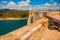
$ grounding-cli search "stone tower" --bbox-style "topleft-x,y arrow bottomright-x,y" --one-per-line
27,8 -> 33,24
27,8 -> 44,24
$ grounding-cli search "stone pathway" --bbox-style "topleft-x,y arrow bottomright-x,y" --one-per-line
0,18 -> 47,40
0,17 -> 60,40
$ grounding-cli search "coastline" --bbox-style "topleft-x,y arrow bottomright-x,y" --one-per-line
0,18 -> 27,20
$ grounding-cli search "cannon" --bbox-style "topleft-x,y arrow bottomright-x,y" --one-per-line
43,13 -> 60,31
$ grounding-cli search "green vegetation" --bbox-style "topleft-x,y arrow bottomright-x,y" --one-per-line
0,11 -> 29,18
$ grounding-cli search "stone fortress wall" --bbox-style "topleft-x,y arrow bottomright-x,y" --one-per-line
27,8 -> 60,24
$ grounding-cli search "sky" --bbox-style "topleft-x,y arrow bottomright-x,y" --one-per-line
0,0 -> 60,10
0,0 -> 60,5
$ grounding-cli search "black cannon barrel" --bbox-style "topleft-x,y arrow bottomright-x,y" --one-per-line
45,16 -> 60,23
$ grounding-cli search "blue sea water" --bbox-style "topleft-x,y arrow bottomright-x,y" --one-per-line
0,19 -> 27,36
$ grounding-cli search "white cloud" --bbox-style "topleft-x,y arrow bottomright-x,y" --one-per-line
17,5 -> 31,10
0,0 -> 30,10
0,0 -> 60,10
27,0 -> 30,3
18,0 -> 30,6
6,1 -> 17,9
1,1 -> 7,3
16,0 -> 30,10
0,3 -> 7,9
7,1 -> 16,7
18,1 -> 29,6
44,3 -> 51,6
53,2 -> 57,6
1,0 -> 30,10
